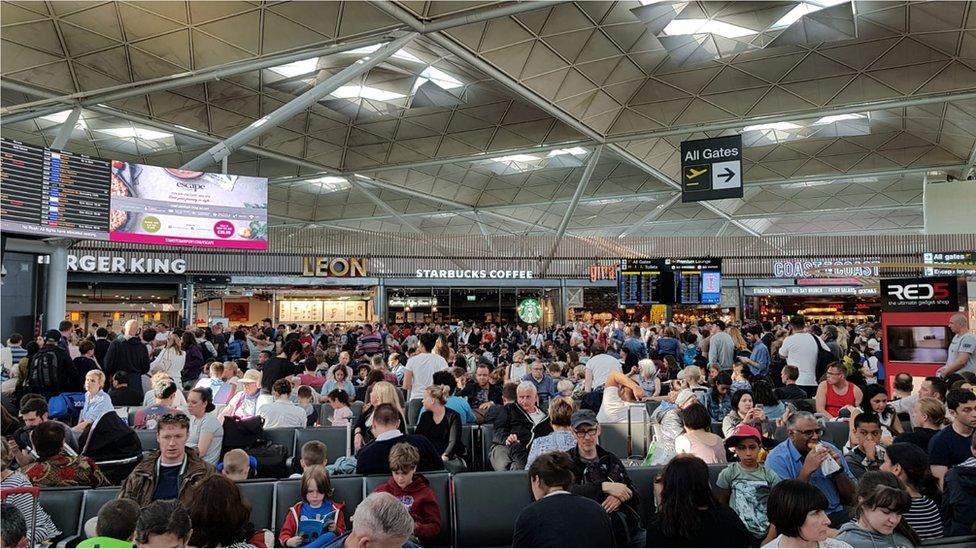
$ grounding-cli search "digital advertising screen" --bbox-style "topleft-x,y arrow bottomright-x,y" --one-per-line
1,138 -> 111,239
886,326 -> 951,363
108,162 -> 268,250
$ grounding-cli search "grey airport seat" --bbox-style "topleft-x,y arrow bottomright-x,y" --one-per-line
237,480 -> 277,532
264,427 -> 298,452
622,466 -> 657,524
365,471 -> 452,547
599,422 -> 650,460
37,488 -> 84,543
292,427 -> 350,466
452,470 -> 533,547
273,476 -> 365,533
710,422 -> 725,437
824,421 -> 850,448
478,424 -> 494,471
135,429 -> 158,452
407,398 -> 424,425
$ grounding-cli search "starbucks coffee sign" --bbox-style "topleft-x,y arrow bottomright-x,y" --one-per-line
518,298 -> 543,324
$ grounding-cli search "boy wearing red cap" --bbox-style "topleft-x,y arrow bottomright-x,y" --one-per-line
716,424 -> 781,546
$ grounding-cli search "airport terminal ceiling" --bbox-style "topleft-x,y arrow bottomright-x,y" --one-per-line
2,0 -> 976,241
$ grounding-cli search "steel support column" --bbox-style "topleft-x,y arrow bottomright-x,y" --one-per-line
617,192 -> 682,238
181,33 -> 417,171
45,241 -> 69,330
1,35 -> 399,120
49,107 -> 81,149
539,145 -> 603,275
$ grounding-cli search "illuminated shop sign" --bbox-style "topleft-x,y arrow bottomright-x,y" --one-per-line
772,258 -> 880,278
302,257 -> 368,277
67,254 -> 187,274
414,269 -> 534,279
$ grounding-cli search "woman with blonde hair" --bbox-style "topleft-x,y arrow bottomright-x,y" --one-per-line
353,380 -> 406,451
150,333 -> 185,383
416,384 -> 466,472
142,371 -> 188,410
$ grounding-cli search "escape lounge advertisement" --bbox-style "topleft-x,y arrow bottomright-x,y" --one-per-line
108,161 -> 268,250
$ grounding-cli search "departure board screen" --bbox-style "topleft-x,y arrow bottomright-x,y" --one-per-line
618,258 -> 722,305
619,259 -> 665,305
1,138 -> 111,239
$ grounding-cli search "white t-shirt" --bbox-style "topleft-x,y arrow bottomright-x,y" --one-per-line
259,399 -> 307,429
597,386 -> 648,424
779,333 -> 829,387
586,354 -> 622,388
527,408 -> 546,426
948,332 -> 976,374
406,352 -> 448,400
509,362 -> 527,381
188,412 -> 223,465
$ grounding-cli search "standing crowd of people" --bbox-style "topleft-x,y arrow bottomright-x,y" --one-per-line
1,312 -> 975,547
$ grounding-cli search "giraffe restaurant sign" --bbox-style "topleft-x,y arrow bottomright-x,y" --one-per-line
302,257 -> 368,278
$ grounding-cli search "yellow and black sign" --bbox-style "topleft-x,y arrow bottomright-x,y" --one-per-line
683,165 -> 709,188
680,134 -> 743,203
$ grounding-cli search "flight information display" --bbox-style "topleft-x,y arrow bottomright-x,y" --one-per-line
618,258 -> 722,305
0,138 -> 111,239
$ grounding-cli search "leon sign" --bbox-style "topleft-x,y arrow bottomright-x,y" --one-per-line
302,257 -> 368,277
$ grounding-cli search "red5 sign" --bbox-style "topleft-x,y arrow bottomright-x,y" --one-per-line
886,282 -> 950,301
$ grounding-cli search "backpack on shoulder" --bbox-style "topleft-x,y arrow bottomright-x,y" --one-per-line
26,349 -> 65,395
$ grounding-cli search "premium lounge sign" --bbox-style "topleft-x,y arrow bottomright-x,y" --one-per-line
302,257 -> 368,277
881,276 -> 960,312
67,254 -> 187,274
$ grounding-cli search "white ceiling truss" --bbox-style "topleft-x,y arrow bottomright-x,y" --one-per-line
2,0 -> 975,243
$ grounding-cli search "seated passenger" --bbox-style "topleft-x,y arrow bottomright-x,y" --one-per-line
134,500 -> 193,548
24,420 -> 109,488
373,443 -> 441,544
77,498 -> 140,548
279,465 -> 345,547
513,451 -> 612,548
676,401 -> 727,464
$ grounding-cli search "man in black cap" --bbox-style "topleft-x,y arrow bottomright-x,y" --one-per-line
566,409 -> 645,547
24,330 -> 80,398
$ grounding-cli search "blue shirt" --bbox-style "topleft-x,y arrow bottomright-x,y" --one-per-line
748,341 -> 771,377
420,396 -> 477,425
521,373 -> 559,403
81,390 -> 114,424
765,439 -> 855,515
656,337 -> 680,359
705,388 -> 732,422
297,501 -> 338,544
525,431 -> 577,469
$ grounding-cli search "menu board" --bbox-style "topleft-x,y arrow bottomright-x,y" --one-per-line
280,300 -> 369,323
1,138 -> 111,239
618,258 -> 722,305
108,162 -> 268,250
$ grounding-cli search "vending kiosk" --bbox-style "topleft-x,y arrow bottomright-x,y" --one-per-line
880,276 -> 968,393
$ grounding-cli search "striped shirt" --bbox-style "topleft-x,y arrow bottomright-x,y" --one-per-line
1,472 -> 61,545
904,496 -> 943,540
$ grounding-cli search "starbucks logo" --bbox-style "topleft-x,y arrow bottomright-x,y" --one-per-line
518,298 -> 542,324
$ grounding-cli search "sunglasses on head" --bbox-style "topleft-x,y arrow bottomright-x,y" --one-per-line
159,413 -> 190,425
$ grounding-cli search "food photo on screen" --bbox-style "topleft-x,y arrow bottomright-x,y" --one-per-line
107,161 -> 268,249
886,326 -> 951,363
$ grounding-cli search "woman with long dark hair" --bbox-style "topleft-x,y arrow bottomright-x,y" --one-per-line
882,443 -> 943,541
646,455 -> 752,547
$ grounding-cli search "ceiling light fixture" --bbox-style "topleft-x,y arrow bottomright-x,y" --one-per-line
331,85 -> 405,101
97,127 -> 172,140
269,58 -> 320,78
811,113 -> 866,125
770,0 -> 850,29
662,19 -> 757,38
547,147 -> 589,157
41,110 -> 86,129
743,121 -> 802,132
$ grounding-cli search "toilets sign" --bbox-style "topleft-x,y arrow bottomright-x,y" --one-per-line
680,135 -> 743,202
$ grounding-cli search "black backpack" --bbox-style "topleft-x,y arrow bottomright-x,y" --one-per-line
199,342 -> 215,363
811,334 -> 834,382
27,348 -> 65,394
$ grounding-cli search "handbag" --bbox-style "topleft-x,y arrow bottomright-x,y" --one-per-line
221,415 -> 265,451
